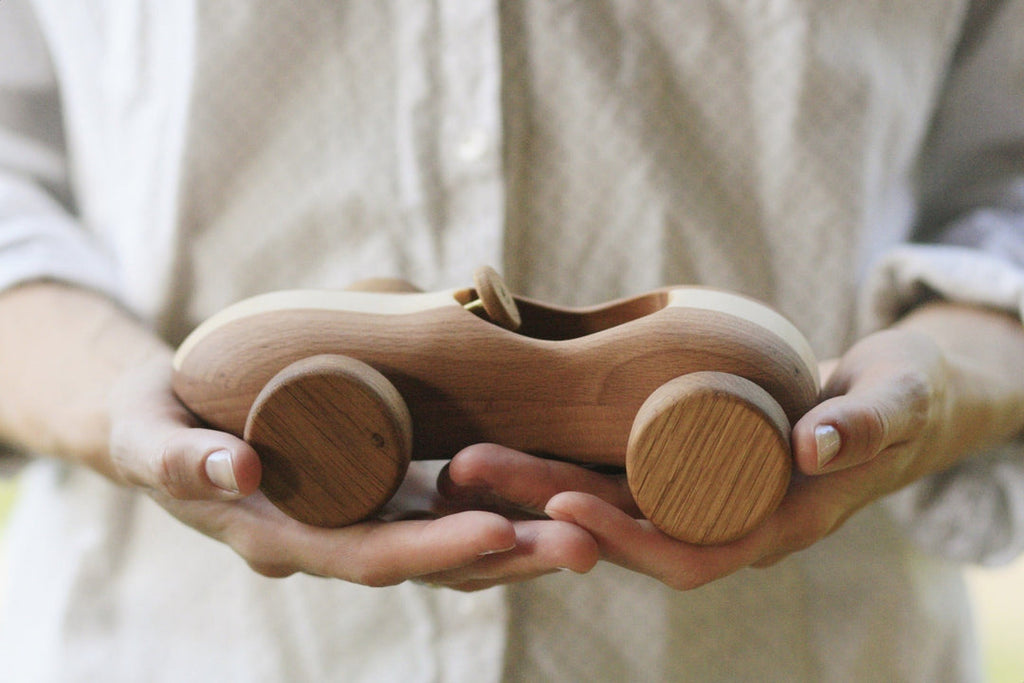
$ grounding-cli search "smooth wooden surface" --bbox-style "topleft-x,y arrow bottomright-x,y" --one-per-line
343,277 -> 422,293
173,271 -> 820,542
627,371 -> 791,544
471,265 -> 522,331
244,354 -> 413,527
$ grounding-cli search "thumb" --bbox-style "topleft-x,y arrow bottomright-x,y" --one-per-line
113,411 -> 262,500
153,427 -> 262,499
792,362 -> 934,476
109,358 -> 262,500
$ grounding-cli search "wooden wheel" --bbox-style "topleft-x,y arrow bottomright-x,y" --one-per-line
244,354 -> 413,527
626,371 -> 791,545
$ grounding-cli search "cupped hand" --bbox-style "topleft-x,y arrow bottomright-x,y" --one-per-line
107,355 -> 598,589
443,320 -> 971,590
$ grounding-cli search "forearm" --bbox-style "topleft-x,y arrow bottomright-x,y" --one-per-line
895,301 -> 1024,469
0,281 -> 171,479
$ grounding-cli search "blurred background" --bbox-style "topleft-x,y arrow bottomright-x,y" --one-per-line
967,552 -> 1024,682
1,473 -> 1023,680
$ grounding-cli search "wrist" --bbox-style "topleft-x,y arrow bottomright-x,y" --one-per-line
897,302 -> 1024,460
0,282 -> 173,478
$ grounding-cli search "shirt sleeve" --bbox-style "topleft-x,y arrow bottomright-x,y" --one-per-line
860,0 -> 1024,566
0,0 -> 120,299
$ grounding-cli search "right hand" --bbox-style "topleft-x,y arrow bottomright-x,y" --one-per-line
107,354 -> 598,589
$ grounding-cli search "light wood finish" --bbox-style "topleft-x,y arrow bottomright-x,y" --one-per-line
173,268 -> 820,542
343,277 -> 422,294
627,371 -> 791,544
244,355 -> 413,527
468,265 -> 522,331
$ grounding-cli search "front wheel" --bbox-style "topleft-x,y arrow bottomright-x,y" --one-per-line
244,354 -> 413,527
626,371 -> 792,545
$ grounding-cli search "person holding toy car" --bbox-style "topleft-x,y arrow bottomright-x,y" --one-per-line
1,1 -> 1024,680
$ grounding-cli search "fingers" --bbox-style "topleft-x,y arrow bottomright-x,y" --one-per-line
440,443 -> 639,515
411,519 -> 600,590
310,511 -> 520,585
109,387 -> 262,500
169,492 -> 523,585
545,477 -> 862,589
155,428 -> 262,499
792,330 -> 944,475
108,357 -> 262,501
115,421 -> 262,501
154,451 -> 596,588
544,491 -> 764,590
530,329 -> 954,591
110,362 -> 601,588
165,485 -> 598,588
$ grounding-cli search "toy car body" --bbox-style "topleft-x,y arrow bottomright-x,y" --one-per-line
173,271 -> 820,544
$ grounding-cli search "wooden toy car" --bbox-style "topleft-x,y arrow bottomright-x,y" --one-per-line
172,267 -> 820,544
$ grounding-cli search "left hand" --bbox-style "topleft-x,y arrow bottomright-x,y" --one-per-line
108,355 -> 600,592
440,304 -> 1024,589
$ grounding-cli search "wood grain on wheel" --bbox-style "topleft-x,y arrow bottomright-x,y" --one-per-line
244,354 -> 413,527
626,371 -> 791,545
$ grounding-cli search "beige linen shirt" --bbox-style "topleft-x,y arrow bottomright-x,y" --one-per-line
2,1 -> 1024,680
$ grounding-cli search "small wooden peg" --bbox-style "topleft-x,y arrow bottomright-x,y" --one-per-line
465,266 -> 521,331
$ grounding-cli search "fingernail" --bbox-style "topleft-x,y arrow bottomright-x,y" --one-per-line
477,543 -> 516,557
815,425 -> 841,469
205,449 -> 239,493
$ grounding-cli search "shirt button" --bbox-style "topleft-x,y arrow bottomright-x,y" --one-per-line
454,593 -> 497,620
456,128 -> 490,163
455,595 -> 480,618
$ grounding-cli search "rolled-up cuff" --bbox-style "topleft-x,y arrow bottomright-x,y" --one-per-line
861,243 -> 1024,565
0,445 -> 28,477
883,443 -> 1024,566
860,243 -> 1024,333
0,182 -> 120,299
0,221 -> 120,298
